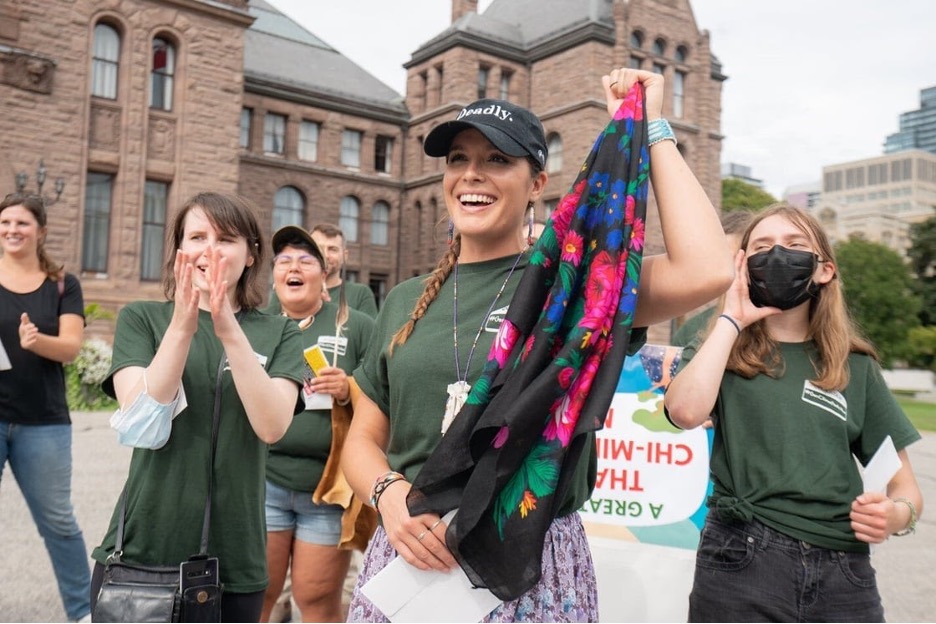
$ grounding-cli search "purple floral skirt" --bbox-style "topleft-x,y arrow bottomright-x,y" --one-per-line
347,512 -> 598,622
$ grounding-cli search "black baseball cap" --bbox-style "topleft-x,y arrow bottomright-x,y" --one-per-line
271,225 -> 325,268
424,98 -> 548,168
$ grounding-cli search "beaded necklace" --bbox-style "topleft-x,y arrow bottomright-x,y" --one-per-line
442,251 -> 524,435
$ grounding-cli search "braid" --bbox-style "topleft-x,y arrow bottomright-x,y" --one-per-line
389,234 -> 461,354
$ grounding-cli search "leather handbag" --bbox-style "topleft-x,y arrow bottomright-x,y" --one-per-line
92,354 -> 228,622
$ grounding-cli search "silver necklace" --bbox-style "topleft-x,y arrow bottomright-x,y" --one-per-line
442,251 -> 524,435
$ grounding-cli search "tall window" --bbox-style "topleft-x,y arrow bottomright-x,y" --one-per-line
546,133 -> 563,173
371,201 -> 390,245
91,23 -> 120,98
150,37 -> 175,111
673,71 -> 685,118
630,31 -> 644,48
477,66 -> 489,99
339,196 -> 359,242
264,113 -> 286,155
240,108 -> 252,148
82,173 -> 114,272
341,130 -> 362,167
299,121 -> 319,161
675,45 -> 688,63
499,70 -> 512,99
374,135 -> 393,173
652,38 -> 666,56
368,275 -> 387,307
652,62 -> 666,76
629,56 -> 643,70
272,186 -> 304,231
141,181 -> 168,281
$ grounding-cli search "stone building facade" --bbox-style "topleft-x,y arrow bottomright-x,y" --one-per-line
1,0 -> 724,341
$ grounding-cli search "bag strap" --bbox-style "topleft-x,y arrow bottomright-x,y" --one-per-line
110,347 -> 228,562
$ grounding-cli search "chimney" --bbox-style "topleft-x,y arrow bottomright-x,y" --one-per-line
452,0 -> 479,23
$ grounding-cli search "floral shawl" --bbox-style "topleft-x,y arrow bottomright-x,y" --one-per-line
407,85 -> 650,601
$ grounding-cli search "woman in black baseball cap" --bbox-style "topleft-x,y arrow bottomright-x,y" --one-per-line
344,68 -> 734,622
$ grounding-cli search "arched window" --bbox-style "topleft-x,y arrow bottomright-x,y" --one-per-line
91,23 -> 120,98
629,30 -> 644,49
339,196 -> 360,242
150,37 -> 175,111
546,133 -> 563,174
675,45 -> 689,63
371,201 -> 390,245
272,186 -> 304,232
652,38 -> 666,56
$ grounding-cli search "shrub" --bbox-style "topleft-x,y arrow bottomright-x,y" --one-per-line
65,337 -> 117,411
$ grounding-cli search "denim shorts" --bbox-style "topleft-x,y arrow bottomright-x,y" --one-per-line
688,512 -> 883,622
264,479 -> 343,546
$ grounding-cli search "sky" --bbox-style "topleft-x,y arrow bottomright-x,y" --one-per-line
266,0 -> 935,199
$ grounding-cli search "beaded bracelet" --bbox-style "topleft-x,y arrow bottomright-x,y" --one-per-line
893,497 -> 918,536
369,470 -> 406,511
648,118 -> 677,147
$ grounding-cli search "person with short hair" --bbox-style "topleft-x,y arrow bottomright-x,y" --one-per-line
310,223 -> 378,318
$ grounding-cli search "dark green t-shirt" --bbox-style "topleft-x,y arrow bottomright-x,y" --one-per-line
670,306 -> 716,347
92,302 -> 305,592
266,301 -> 374,492
354,253 -> 645,517
679,341 -> 921,552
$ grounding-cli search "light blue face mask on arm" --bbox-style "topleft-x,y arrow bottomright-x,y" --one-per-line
109,369 -> 186,449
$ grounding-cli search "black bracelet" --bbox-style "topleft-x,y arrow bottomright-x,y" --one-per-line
718,313 -> 741,336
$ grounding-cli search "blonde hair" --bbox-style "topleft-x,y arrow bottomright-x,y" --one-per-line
389,234 -> 461,353
725,203 -> 876,391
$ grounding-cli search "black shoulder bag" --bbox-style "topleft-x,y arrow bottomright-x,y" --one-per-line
92,355 -> 228,623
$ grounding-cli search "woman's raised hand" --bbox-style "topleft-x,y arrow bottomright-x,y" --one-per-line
205,245 -> 239,339
603,68 -> 664,120
171,249 -> 200,337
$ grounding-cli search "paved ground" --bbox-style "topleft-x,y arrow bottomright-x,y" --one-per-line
1,411 -> 934,622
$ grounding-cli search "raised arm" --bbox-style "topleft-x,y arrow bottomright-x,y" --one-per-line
604,68 -> 734,327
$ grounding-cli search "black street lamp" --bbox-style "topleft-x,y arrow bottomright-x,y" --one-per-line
14,159 -> 65,205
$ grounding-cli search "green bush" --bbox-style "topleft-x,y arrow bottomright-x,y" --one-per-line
65,336 -> 117,412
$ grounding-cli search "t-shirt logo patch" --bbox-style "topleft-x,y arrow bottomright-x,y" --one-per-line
802,380 -> 847,421
485,305 -> 509,333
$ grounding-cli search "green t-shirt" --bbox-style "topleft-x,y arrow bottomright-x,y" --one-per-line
266,301 -> 374,492
679,341 -> 921,552
671,306 -> 716,347
354,253 -> 645,517
92,302 -> 306,593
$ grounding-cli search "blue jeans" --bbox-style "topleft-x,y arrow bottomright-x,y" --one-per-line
689,513 -> 884,623
1,422 -> 91,621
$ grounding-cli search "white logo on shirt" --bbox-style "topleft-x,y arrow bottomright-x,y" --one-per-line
802,380 -> 847,421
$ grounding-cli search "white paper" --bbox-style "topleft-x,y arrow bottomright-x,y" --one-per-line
303,390 -> 333,411
861,435 -> 902,494
361,511 -> 502,622
0,337 -> 10,371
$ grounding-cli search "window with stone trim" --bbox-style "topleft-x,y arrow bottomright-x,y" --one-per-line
341,129 -> 362,168
141,180 -> 168,281
675,45 -> 689,63
91,23 -> 120,99
369,275 -> 387,308
477,65 -> 490,100
82,172 -> 113,273
264,113 -> 286,155
630,31 -> 644,48
499,70 -> 512,100
339,196 -> 360,242
546,133 -> 563,173
299,121 -> 319,161
375,135 -> 393,173
629,56 -> 643,70
673,70 -> 686,118
652,62 -> 666,76
652,38 -> 666,56
273,186 -> 304,232
240,108 -> 252,148
371,201 -> 390,245
150,37 -> 175,111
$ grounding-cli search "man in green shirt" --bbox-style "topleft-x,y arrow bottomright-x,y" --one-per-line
312,223 -> 379,318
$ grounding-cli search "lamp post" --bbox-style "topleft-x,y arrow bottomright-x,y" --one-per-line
13,159 -> 65,205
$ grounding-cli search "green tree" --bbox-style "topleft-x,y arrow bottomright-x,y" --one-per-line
721,178 -> 776,212
835,237 -> 921,366
907,216 -> 936,326
907,326 -> 936,372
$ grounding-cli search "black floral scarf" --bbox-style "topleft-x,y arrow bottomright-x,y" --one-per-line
408,84 -> 650,601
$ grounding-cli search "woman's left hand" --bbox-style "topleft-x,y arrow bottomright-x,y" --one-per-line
18,312 -> 38,351
603,68 -> 664,119
309,366 -> 350,403
850,491 -> 893,544
205,246 -> 239,339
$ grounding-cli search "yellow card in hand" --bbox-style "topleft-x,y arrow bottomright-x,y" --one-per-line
303,344 -> 328,376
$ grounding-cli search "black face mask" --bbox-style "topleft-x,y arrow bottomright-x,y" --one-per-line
746,245 -> 819,310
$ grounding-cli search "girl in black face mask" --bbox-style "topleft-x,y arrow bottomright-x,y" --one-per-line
664,203 -> 924,623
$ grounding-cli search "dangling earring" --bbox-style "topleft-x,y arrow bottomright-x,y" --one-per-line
447,219 -> 455,246
526,202 -> 535,248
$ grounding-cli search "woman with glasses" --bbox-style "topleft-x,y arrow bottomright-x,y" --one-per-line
261,226 -> 374,622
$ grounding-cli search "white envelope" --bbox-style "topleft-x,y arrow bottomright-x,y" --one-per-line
0,337 -> 10,371
361,511 -> 502,622
860,435 -> 902,494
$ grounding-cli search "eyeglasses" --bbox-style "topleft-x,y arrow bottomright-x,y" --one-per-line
273,254 -> 319,270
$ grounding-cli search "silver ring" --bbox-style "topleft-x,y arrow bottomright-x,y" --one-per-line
417,529 -> 428,542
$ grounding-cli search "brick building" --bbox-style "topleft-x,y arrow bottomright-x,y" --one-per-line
0,0 -> 724,339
